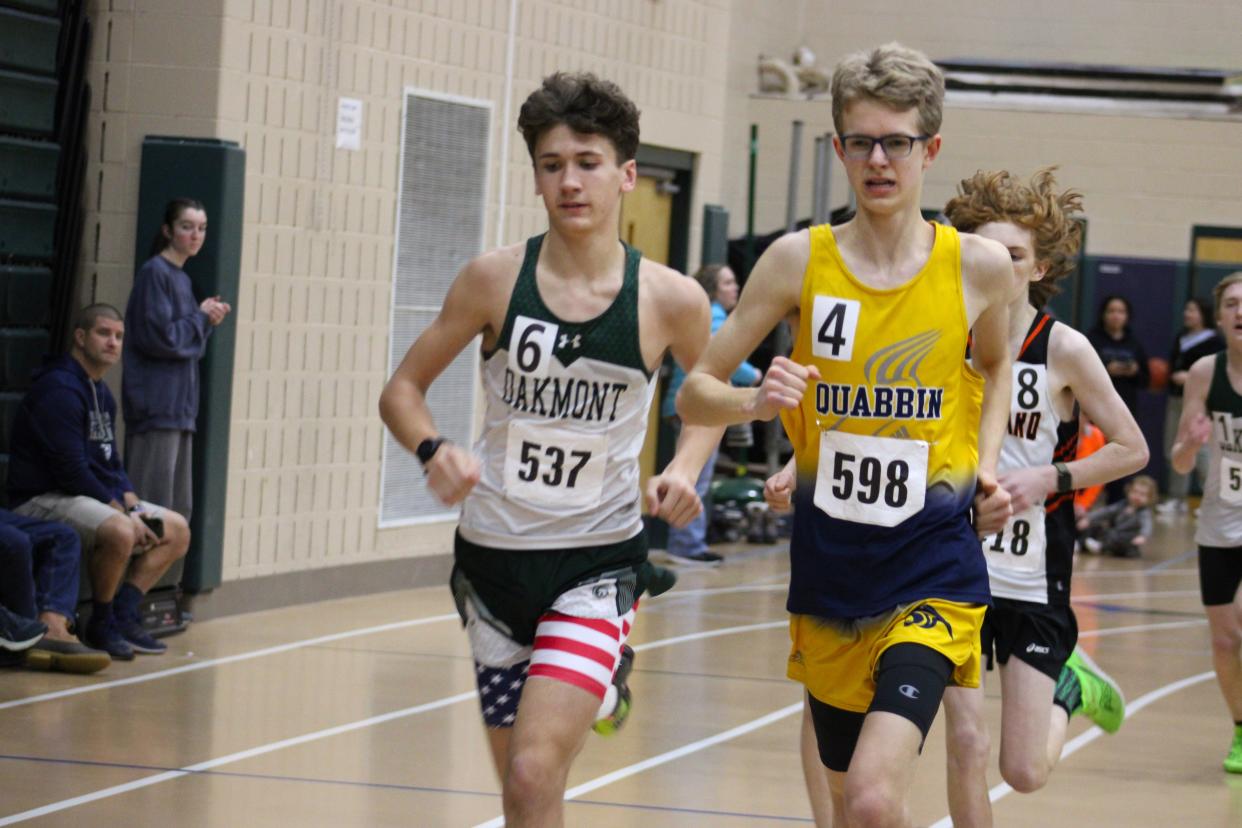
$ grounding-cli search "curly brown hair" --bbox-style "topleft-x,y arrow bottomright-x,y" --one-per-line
517,72 -> 640,163
943,167 -> 1084,309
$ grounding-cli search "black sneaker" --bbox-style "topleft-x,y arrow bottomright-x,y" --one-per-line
0,606 -> 47,652
115,605 -> 167,655
84,613 -> 135,661
668,550 -> 724,566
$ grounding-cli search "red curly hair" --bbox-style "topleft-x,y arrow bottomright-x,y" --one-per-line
944,167 -> 1084,309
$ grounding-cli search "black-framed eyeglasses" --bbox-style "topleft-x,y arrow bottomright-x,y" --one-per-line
839,133 -> 931,159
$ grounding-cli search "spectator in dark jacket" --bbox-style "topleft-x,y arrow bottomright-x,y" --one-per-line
123,198 -> 231,519
1157,297 -> 1224,514
9,304 -> 191,662
0,510 -> 110,673
1086,295 -> 1150,503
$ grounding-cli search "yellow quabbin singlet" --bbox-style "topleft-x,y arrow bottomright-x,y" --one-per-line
780,222 -> 990,619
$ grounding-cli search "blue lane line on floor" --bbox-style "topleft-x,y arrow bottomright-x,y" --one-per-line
0,754 -> 812,823
1146,550 -> 1197,572
1073,602 -> 1202,618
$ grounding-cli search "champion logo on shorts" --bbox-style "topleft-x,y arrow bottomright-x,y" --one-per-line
899,684 -> 920,700
903,604 -> 953,638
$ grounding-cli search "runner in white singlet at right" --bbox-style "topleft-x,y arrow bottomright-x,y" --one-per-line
939,169 -> 1148,827
1172,271 -> 1242,775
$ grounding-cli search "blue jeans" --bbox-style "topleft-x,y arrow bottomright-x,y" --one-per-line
0,510 -> 81,621
667,448 -> 718,559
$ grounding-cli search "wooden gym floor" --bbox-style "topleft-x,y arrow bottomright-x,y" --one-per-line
2,511 -> 1240,826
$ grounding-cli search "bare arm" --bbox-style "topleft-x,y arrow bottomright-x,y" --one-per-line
962,234 -> 1017,479
1171,355 -> 1216,474
378,252 -> 511,504
677,232 -> 813,426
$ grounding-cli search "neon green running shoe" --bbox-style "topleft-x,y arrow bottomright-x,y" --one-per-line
1224,727 -> 1242,774
592,644 -> 634,737
1064,647 -> 1126,734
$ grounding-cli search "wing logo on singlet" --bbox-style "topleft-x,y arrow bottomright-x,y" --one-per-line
813,330 -> 945,421
812,329 -> 943,527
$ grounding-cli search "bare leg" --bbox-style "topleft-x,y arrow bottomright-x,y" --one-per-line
800,694 -> 834,827
90,515 -> 135,602
842,712 -> 922,828
996,659 -> 1067,791
502,676 -> 600,827
1206,600 -> 1242,722
943,684 -> 992,827
126,510 -> 190,592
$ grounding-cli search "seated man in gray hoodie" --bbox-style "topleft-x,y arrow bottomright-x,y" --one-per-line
8,304 -> 191,660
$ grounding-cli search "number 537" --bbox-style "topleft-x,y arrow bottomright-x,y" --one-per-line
517,440 -> 591,488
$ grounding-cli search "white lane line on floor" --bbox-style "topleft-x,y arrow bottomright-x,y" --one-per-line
471,702 -> 806,828
0,616 -> 796,823
631,620 -> 786,652
1072,589 -> 1200,601
927,670 -> 1215,828
1145,550 -> 1197,572
1079,619 -> 1206,638
0,613 -> 460,712
1075,568 -> 1196,578
0,690 -> 479,826
0,595 -> 1207,824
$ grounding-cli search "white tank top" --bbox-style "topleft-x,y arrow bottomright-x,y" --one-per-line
457,235 -> 656,550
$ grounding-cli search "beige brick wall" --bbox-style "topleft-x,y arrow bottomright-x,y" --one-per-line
79,0 -> 1241,586
722,0 -> 1242,257
81,0 -> 731,583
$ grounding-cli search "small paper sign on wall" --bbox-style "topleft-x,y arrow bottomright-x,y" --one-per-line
336,97 -> 363,150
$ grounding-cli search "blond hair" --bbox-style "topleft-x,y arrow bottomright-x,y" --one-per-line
830,43 -> 944,137
1126,475 -> 1158,503
1212,272 -> 1242,318
943,168 -> 1084,309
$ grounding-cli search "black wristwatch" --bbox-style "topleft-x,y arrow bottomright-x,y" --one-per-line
416,436 -> 447,468
1053,461 -> 1073,494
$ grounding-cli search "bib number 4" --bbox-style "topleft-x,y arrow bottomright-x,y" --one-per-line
814,431 -> 927,527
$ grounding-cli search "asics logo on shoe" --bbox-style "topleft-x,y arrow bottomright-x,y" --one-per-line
1026,643 -> 1050,654
899,684 -> 920,700
903,604 -> 953,638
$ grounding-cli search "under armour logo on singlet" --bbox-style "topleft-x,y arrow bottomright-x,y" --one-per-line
558,333 -> 582,350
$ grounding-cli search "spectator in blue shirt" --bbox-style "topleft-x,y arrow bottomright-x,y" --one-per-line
8,304 -> 191,661
124,198 -> 231,519
661,264 -> 760,563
